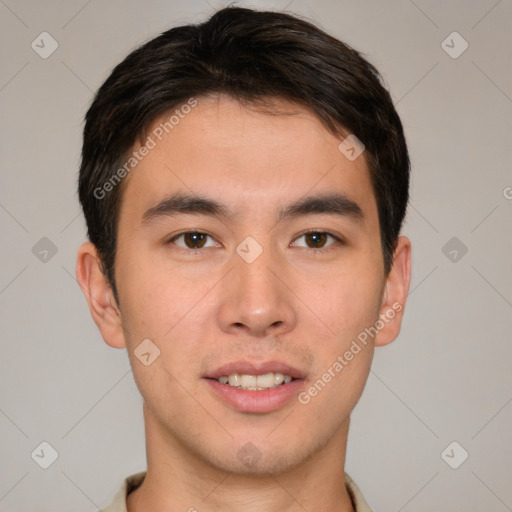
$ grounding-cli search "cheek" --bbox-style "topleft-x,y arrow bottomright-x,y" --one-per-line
116,246 -> 196,336
118,269 -> 205,414
294,263 -> 383,343
297,284 -> 378,424
117,260 -> 216,392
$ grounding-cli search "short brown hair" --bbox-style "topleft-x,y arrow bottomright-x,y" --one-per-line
78,6 -> 410,302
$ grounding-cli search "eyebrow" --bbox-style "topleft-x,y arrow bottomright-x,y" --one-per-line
141,191 -> 364,225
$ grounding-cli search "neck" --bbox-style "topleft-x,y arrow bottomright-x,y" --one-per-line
127,403 -> 355,512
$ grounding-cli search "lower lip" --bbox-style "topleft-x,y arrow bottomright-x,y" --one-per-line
204,378 -> 305,413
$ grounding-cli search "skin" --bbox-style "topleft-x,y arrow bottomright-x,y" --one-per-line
76,94 -> 411,512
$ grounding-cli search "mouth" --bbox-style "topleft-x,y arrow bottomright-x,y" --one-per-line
212,372 -> 296,390
203,361 -> 306,413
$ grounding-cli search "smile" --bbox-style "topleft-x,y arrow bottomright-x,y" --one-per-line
217,372 -> 294,390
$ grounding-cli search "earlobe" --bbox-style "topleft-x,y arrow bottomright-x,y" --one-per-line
374,236 -> 411,347
75,242 -> 127,349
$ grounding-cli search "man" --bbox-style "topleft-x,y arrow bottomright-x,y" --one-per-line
76,6 -> 411,511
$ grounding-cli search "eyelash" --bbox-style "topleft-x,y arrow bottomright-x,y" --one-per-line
166,230 -> 345,256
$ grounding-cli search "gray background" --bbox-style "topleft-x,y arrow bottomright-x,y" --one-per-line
1,0 -> 511,510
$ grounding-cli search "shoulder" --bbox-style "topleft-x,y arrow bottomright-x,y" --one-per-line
344,472 -> 374,512
100,471 -> 146,512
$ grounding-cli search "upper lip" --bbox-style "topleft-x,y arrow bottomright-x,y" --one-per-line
205,360 -> 306,380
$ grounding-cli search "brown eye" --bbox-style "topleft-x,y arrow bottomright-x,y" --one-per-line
183,232 -> 207,248
305,232 -> 329,248
292,231 -> 339,251
168,231 -> 216,250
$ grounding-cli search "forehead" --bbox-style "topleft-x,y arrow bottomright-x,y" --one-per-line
119,94 -> 377,224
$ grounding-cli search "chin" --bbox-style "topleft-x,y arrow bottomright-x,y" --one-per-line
218,453 -> 298,477
202,438 -> 319,477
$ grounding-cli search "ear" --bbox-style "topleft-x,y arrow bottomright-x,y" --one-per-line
75,242 -> 127,349
374,236 -> 411,347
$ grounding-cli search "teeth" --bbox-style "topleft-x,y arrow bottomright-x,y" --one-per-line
217,372 -> 294,389
228,374 -> 241,387
256,373 -> 275,387
240,374 -> 257,388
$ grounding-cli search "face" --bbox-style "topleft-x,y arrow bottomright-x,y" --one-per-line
77,94 -> 410,476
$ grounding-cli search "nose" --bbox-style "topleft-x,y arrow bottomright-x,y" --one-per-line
216,242 -> 297,338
